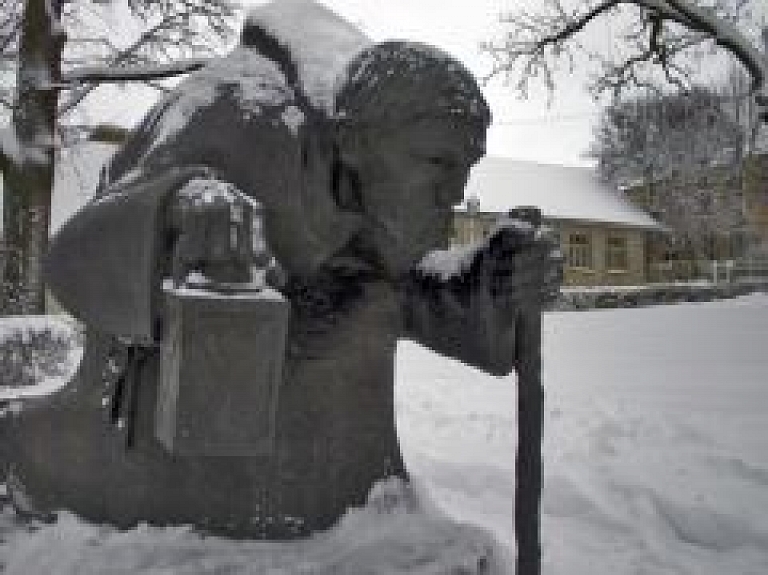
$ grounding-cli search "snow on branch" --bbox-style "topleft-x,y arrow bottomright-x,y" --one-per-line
60,59 -> 208,85
0,11 -> 21,55
57,0 -> 238,118
658,0 -> 764,89
485,0 -> 766,111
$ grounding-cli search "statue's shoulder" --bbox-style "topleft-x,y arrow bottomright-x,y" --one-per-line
107,3 -> 371,183
104,45 -> 308,188
242,0 -> 370,115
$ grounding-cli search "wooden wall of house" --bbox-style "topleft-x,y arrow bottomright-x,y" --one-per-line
557,222 -> 647,287
744,155 -> 768,250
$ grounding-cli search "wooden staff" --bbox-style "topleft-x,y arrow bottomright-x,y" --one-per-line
514,307 -> 543,575
507,206 -> 545,575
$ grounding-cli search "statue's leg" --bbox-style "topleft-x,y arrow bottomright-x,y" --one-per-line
265,281 -> 408,536
267,355 -> 407,536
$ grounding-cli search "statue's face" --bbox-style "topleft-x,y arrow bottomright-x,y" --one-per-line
347,118 -> 486,277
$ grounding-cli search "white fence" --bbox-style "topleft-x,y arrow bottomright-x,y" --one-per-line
649,256 -> 768,284
710,256 -> 768,284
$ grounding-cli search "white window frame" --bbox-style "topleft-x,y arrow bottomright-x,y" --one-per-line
605,235 -> 629,271
567,232 -> 593,269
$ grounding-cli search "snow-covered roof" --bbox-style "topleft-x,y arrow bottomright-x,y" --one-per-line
461,156 -> 661,230
0,141 -> 117,237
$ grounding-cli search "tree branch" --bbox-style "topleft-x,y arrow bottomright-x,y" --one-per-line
485,0 -> 622,84
57,1 -> 235,117
60,58 -> 207,85
487,0 -> 767,108
0,16 -> 21,53
509,1 -> 622,50
646,0 -> 765,91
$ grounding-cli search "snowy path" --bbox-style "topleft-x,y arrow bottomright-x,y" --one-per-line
2,295 -> 767,573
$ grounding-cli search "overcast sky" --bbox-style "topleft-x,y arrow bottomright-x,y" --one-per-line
303,0 -> 768,167
305,0 -> 603,166
73,0 -> 603,167
67,0 -> 768,167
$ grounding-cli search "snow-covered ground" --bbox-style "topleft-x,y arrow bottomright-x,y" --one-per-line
2,295 -> 767,573
401,293 -> 768,574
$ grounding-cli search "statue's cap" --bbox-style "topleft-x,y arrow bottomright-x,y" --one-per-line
334,41 -> 491,128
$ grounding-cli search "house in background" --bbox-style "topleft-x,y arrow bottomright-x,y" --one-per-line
743,154 -> 768,253
454,156 -> 663,287
3,148 -> 664,293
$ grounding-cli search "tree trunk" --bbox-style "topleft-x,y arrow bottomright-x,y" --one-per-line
2,0 -> 64,314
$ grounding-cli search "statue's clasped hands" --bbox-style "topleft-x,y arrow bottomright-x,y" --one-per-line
169,178 -> 265,288
471,207 -> 564,313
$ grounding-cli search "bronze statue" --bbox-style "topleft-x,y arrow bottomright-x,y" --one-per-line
5,4 -> 560,557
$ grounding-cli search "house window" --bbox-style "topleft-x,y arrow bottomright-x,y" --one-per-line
605,235 -> 629,271
647,187 -> 658,210
567,233 -> 593,269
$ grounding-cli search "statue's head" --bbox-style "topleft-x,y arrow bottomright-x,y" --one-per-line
333,41 -> 491,277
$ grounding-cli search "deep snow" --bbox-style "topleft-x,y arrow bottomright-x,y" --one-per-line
401,293 -> 768,574
1,295 -> 767,573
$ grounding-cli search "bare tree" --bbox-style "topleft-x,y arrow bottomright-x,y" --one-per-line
0,0 -> 67,314
589,86 -> 745,183
484,0 -> 767,119
0,0 -> 237,314
589,87 -> 748,259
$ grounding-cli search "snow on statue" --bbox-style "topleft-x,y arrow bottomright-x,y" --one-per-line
3,1 -> 560,570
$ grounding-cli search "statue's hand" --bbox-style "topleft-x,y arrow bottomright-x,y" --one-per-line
170,178 -> 257,286
472,211 -> 563,314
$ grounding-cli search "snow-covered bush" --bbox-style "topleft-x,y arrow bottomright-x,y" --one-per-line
555,280 -> 768,311
0,328 -> 73,389
0,317 -> 82,478
0,316 -> 83,393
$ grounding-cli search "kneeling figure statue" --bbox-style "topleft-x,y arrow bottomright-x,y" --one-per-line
5,3 -> 561,559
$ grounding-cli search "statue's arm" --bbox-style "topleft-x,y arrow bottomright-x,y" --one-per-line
401,218 -> 562,377
45,165 -> 213,343
402,266 -> 518,376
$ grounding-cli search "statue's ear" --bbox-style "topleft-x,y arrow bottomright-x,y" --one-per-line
333,119 -> 358,165
331,144 -> 363,212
